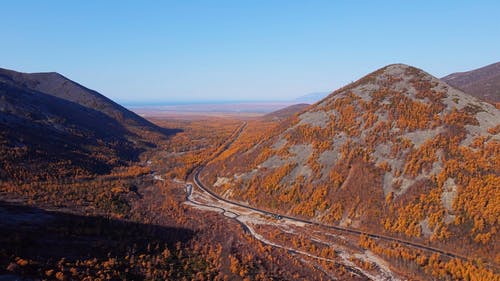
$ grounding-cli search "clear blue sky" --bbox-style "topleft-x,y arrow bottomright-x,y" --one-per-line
1,1 -> 499,103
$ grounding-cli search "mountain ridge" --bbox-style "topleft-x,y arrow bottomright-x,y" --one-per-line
0,67 -> 167,132
442,62 -> 500,103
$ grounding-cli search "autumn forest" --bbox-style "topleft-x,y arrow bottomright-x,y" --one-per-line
1,62 -> 499,281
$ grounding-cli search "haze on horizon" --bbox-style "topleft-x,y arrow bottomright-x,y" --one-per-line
1,0 -> 499,103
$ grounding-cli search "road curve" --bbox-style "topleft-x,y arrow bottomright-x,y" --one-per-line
186,182 -> 391,280
194,168 -> 469,261
189,120 -> 498,270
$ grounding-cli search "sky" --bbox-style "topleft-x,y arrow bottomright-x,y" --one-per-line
1,1 -> 499,103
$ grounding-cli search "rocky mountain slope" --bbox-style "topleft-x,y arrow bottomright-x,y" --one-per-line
202,64 -> 500,262
0,67 -> 171,182
442,62 -> 500,103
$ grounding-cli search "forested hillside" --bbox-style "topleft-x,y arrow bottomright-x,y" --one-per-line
202,64 -> 500,264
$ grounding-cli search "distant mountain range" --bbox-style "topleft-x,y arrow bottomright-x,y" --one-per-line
442,62 -> 500,103
0,67 -> 170,182
293,92 -> 329,103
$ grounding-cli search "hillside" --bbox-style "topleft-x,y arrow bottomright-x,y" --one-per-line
0,114 -> 334,281
0,68 -> 168,133
442,62 -> 500,103
263,103 -> 310,121
0,67 -> 171,182
202,64 -> 500,263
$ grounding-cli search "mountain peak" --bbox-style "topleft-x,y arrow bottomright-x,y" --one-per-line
0,67 -> 62,80
318,63 -> 446,107
30,71 -> 65,79
381,62 -> 413,71
378,63 -> 430,79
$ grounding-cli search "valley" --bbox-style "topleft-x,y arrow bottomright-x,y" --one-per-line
2,2 -> 499,280
1,63 -> 499,280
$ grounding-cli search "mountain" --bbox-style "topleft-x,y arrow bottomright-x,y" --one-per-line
202,64 -> 500,260
294,92 -> 329,103
0,67 -> 170,182
263,103 -> 310,121
442,62 -> 500,103
0,68 -> 168,132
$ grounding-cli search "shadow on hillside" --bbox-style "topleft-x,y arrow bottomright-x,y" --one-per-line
0,201 -> 195,262
0,81 -> 188,180
156,127 -> 184,137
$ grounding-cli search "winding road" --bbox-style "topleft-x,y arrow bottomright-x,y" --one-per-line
185,178 -> 393,280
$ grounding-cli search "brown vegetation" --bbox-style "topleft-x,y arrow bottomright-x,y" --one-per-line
202,64 -> 500,273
